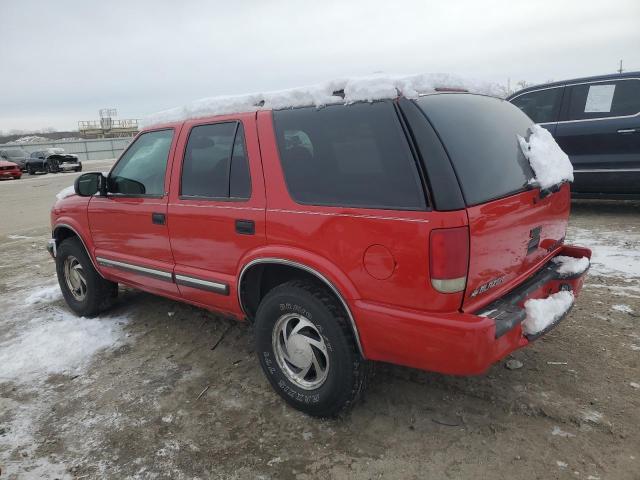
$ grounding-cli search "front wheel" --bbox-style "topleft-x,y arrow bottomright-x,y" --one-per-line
255,280 -> 368,417
56,237 -> 117,317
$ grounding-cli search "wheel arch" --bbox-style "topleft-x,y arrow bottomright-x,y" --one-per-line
238,258 -> 364,356
53,223 -> 103,276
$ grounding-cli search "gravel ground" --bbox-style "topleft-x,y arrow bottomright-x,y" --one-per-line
0,169 -> 638,479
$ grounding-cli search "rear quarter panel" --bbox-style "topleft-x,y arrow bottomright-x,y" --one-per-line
256,111 -> 468,313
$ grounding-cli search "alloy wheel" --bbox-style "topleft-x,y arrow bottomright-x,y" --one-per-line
272,313 -> 330,390
63,255 -> 87,301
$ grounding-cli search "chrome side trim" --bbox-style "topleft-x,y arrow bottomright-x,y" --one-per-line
237,258 -> 364,356
574,168 -> 640,174
53,223 -> 104,277
175,274 -> 229,295
267,208 -> 429,223
510,77 -> 640,125
96,256 -> 173,281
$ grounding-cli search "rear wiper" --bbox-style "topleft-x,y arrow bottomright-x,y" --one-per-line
538,182 -> 563,199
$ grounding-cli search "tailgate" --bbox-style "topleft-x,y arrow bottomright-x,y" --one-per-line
463,184 -> 570,312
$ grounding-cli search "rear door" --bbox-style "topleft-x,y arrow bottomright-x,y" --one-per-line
88,128 -> 180,297
167,113 -> 266,315
554,78 -> 640,195
414,94 -> 570,313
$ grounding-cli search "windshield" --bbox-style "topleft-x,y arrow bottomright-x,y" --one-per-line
415,94 -> 535,206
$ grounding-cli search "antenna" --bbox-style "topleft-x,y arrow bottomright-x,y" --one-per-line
618,60 -> 624,74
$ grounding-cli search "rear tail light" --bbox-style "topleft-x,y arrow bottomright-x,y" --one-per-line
430,227 -> 469,293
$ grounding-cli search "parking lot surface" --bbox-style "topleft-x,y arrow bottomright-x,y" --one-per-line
0,167 -> 638,479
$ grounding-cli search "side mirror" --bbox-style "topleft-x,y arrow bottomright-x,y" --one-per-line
74,172 -> 105,197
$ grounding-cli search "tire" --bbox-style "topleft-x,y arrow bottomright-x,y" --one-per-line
55,237 -> 117,317
75,165 -> 82,172
28,166 -> 36,175
47,162 -> 58,174
255,279 -> 368,417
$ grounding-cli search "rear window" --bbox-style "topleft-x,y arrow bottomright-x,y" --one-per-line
272,101 -> 426,211
416,94 -> 535,206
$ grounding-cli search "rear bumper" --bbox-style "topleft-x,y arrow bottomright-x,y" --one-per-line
355,245 -> 592,375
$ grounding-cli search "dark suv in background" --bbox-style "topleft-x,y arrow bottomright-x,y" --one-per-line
508,72 -> 640,198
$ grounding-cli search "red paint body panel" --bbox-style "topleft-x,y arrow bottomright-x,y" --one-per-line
167,113 -> 266,313
357,246 -> 590,374
0,160 -> 22,179
49,104 -> 592,377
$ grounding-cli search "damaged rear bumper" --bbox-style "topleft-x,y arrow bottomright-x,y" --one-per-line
477,245 -> 591,340
355,245 -> 591,376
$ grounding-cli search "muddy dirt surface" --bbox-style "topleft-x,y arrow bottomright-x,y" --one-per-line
0,169 -> 638,480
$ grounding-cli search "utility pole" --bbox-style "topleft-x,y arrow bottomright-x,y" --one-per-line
618,60 -> 624,74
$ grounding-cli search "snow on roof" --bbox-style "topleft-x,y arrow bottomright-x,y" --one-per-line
142,73 -> 502,127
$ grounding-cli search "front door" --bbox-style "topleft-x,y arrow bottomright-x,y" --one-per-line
88,128 -> 180,296
167,113 -> 266,315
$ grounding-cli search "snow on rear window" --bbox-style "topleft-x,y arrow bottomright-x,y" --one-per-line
518,125 -> 574,190
141,73 -> 501,127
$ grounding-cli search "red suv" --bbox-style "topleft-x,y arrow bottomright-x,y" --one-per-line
48,91 -> 590,417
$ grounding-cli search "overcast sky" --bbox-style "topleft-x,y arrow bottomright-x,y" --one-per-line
1,0 -> 639,132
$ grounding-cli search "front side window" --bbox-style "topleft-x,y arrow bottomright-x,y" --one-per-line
510,87 -> 563,124
567,79 -> 640,120
109,129 -> 173,196
180,122 -> 251,199
272,101 -> 426,210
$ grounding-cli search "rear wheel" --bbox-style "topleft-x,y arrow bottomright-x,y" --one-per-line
255,280 -> 368,417
56,237 -> 117,317
47,161 -> 58,174
28,165 -> 36,175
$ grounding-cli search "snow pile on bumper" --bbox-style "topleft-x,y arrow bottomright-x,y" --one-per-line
552,255 -> 590,277
522,290 -> 575,336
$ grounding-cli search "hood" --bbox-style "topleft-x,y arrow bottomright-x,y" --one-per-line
0,160 -> 19,168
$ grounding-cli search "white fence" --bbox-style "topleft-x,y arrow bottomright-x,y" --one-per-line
0,137 -> 134,161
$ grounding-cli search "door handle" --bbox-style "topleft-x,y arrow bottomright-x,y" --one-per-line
152,212 -> 166,225
617,128 -> 637,134
235,219 -> 255,235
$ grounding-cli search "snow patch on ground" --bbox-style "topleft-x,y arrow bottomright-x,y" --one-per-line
25,284 -> 62,305
518,125 -> 574,189
523,291 -> 574,336
612,304 -> 633,314
552,255 -> 590,277
567,227 -> 640,279
8,135 -> 50,144
142,73 -> 501,127
7,234 -> 32,240
551,426 -> 576,438
0,308 -> 128,383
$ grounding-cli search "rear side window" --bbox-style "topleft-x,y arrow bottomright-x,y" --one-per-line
109,129 -> 173,196
272,101 -> 426,210
567,79 -> 640,120
181,122 -> 251,199
510,87 -> 563,124
416,94 -> 535,206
